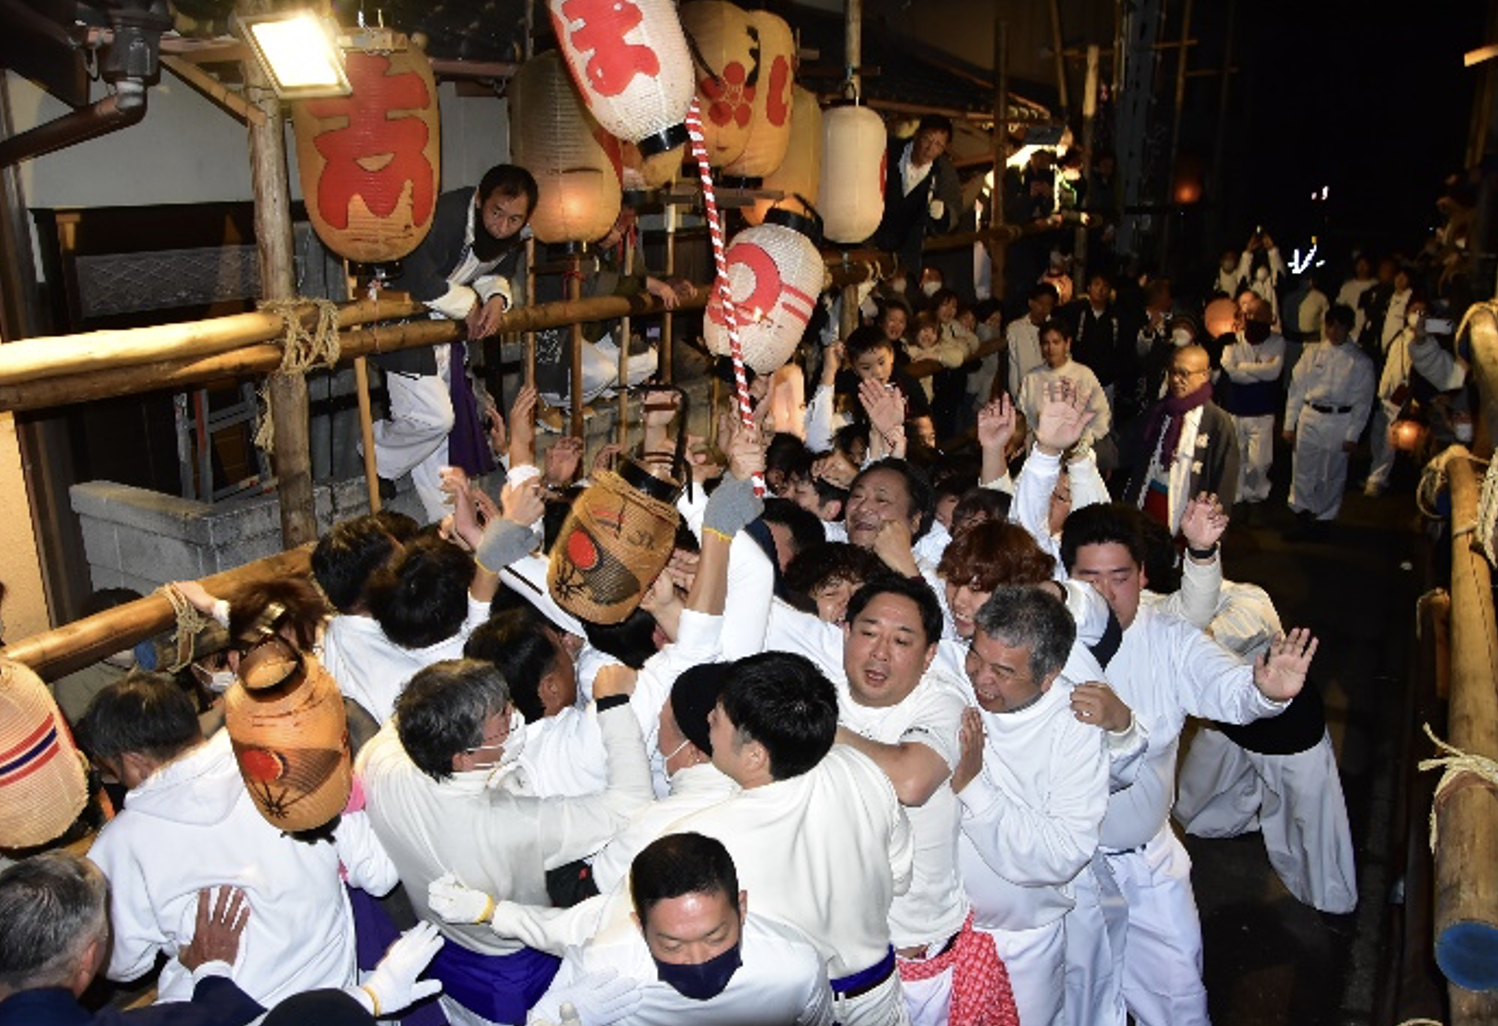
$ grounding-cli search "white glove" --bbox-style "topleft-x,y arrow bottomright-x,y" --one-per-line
928,198 -> 945,221
428,873 -> 495,924
352,921 -> 445,1017
529,968 -> 643,1026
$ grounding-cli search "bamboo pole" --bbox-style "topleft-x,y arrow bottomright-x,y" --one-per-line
662,204 -> 676,384
1435,449 -> 1498,994
1047,0 -> 1069,113
0,545 -> 313,681
618,233 -> 635,447
1462,304 -> 1498,453
0,296 -> 423,388
569,249 -> 584,437
525,236 -> 537,388
0,291 -> 708,413
845,0 -> 862,98
990,18 -> 1009,300
354,356 -> 380,511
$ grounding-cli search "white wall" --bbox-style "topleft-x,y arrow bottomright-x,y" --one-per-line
7,72 -> 510,210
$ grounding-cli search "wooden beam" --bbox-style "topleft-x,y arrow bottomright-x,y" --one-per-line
162,56 -> 265,126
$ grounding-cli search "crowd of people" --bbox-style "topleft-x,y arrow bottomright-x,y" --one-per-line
12,142 -> 1481,1026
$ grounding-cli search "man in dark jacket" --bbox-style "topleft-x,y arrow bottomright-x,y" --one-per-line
871,115 -> 962,274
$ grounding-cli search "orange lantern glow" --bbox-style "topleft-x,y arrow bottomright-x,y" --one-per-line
745,86 -> 822,226
1390,418 -> 1427,452
723,10 -> 794,179
547,0 -> 694,157
819,104 -> 886,244
1203,297 -> 1238,338
510,51 -> 623,244
293,44 -> 441,264
704,209 -> 825,374
680,2 -> 758,168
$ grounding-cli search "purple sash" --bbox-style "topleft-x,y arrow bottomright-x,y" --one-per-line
429,937 -> 561,1025
448,341 -> 498,478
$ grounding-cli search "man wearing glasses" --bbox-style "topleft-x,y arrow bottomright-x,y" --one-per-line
1117,345 -> 1239,535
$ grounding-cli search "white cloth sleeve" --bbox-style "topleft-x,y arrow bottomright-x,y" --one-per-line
334,810 -> 400,896
721,532 -> 774,660
427,283 -> 480,321
536,705 -> 656,869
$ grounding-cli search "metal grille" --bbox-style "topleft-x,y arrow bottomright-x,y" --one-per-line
74,245 -> 261,319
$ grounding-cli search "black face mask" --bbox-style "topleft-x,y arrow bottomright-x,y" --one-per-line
472,211 -> 512,263
653,943 -> 743,1001
1244,320 -> 1272,345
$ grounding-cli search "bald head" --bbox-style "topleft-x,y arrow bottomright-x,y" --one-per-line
1167,345 -> 1211,398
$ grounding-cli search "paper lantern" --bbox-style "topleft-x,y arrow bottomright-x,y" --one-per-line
293,45 -> 441,264
820,104 -> 886,244
1204,297 -> 1238,338
1390,418 -> 1427,453
704,209 -> 824,374
622,140 -> 683,189
547,0 -> 694,156
722,10 -> 794,179
745,86 -> 822,226
225,638 -> 351,834
0,659 -> 87,850
511,51 -> 623,244
680,2 -> 760,168
549,462 -> 683,625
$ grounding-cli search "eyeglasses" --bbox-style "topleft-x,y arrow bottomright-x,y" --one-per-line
466,706 -> 516,753
1168,367 -> 1209,380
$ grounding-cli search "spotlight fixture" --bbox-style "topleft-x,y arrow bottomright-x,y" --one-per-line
235,10 -> 351,100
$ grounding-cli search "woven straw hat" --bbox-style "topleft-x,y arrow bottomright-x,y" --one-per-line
0,659 -> 88,849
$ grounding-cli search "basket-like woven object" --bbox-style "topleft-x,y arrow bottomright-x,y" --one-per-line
548,464 -> 682,625
0,659 -> 88,849
819,104 -> 887,244
225,642 -> 351,833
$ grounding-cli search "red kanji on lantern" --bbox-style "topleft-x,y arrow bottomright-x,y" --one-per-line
557,0 -> 660,99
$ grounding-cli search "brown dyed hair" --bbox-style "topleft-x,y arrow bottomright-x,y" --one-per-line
937,520 -> 1056,592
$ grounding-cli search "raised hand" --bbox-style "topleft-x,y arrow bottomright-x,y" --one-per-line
1033,379 -> 1097,455
544,437 -> 585,488
977,395 -> 1017,454
1179,492 -> 1228,553
1070,682 -> 1131,732
725,422 -> 766,482
950,706 -> 984,794
1253,627 -> 1319,702
440,466 -> 482,548
509,385 -> 539,468
499,476 -> 545,528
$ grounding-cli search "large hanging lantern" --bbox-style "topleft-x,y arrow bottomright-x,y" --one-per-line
704,209 -> 824,375
0,659 -> 87,850
549,462 -> 683,625
510,51 -> 622,245
722,10 -> 794,179
745,86 -> 822,226
680,2 -> 760,169
547,0 -> 694,158
293,44 -> 441,264
819,104 -> 887,244
225,630 -> 351,834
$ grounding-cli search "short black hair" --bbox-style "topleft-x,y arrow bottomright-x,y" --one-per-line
464,608 -> 562,722
372,509 -> 421,544
850,457 -> 935,541
76,673 -> 202,766
972,585 -> 1076,684
313,516 -> 400,614
782,542 -> 893,615
719,652 -> 837,780
583,607 -> 659,669
929,287 -> 961,310
845,324 -> 895,362
1028,282 -> 1059,305
760,499 -> 826,561
916,113 -> 954,141
366,536 -> 475,649
951,486 -> 1012,530
395,659 -> 509,781
478,164 -> 539,216
1060,502 -> 1147,574
1039,317 -> 1073,341
766,433 -> 810,477
1325,303 -> 1356,330
844,575 -> 944,648
630,832 -> 739,926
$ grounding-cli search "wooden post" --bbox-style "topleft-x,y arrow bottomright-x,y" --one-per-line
525,236 -> 537,388
568,249 -> 584,436
1047,0 -> 1069,113
354,357 -> 380,511
1159,0 -> 1194,265
661,204 -> 676,384
839,283 -> 859,341
1463,304 -> 1498,452
1435,449 -> 1498,996
989,18 -> 1009,301
845,0 -> 862,98
242,32 -> 316,548
1076,43 -> 1100,276
618,234 -> 634,447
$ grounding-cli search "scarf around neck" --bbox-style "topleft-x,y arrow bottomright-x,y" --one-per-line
1144,380 -> 1212,468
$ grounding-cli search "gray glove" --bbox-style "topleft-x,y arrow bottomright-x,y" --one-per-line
702,474 -> 764,539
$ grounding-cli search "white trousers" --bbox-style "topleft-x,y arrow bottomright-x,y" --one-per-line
539,337 -> 658,407
1365,399 -> 1399,488
1232,413 -> 1275,503
983,919 -> 1065,1026
899,963 -> 954,1026
1287,408 -> 1355,519
834,971 -> 911,1026
1175,727 -> 1358,914
1065,826 -> 1209,1026
372,345 -> 455,523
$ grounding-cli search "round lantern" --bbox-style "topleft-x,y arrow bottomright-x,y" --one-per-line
225,634 -> 351,834
549,462 -> 683,625
680,2 -> 760,168
1390,417 -> 1427,453
722,10 -> 794,179
819,104 -> 887,244
0,659 -> 87,850
745,86 -> 822,226
293,43 -> 441,264
704,208 -> 825,375
1203,297 -> 1238,339
510,51 -> 623,245
547,0 -> 694,156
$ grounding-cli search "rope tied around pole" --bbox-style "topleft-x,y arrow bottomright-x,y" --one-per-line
159,583 -> 213,673
1419,722 -> 1498,854
252,298 -> 344,454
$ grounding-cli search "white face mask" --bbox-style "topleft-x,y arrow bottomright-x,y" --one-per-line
1456,420 -> 1475,443
1171,328 -> 1194,347
473,708 -> 527,785
661,737 -> 692,779
921,280 -> 942,297
203,670 -> 236,693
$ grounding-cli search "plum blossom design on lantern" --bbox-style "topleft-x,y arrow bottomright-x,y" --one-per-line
702,60 -> 755,128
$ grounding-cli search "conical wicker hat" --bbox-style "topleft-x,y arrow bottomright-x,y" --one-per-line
0,659 -> 88,849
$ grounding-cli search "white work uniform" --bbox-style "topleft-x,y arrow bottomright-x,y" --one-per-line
1063,604 -> 1288,1026
495,891 -> 833,1026
958,679 -> 1108,1026
588,762 -> 738,894
1220,331 -> 1285,504
88,730 -> 396,1008
1367,327 -> 1466,491
1017,359 -> 1112,450
320,594 -> 490,724
1284,340 -> 1375,519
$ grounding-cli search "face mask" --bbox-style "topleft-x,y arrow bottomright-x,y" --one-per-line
654,942 -> 742,1001
1456,420 -> 1475,443
473,708 -> 527,782
921,280 -> 941,297
1171,328 -> 1194,347
1244,321 -> 1272,344
198,669 -> 237,694
661,737 -> 692,775
1254,266 -> 1270,283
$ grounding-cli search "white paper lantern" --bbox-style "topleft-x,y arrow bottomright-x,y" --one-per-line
745,85 -> 822,226
547,0 -> 695,156
510,51 -> 622,244
819,104 -> 887,244
722,10 -> 794,179
704,209 -> 825,374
